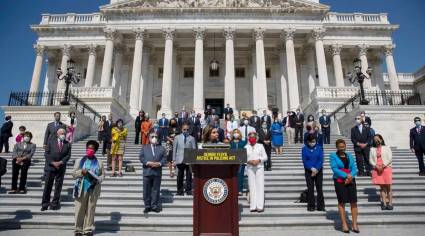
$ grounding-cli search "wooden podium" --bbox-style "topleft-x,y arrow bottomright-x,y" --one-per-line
184,145 -> 247,236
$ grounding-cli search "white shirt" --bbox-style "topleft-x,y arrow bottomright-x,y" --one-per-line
245,143 -> 268,168
238,125 -> 256,141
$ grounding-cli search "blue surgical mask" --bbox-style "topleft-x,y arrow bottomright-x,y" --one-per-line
154,124 -> 159,129
416,121 -> 421,127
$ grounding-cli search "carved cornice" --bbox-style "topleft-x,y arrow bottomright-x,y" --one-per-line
312,28 -> 326,41
34,44 -> 45,56
282,28 -> 296,41
254,28 -> 265,41
224,27 -> 235,40
193,27 -> 205,40
163,28 -> 175,41
383,44 -> 395,56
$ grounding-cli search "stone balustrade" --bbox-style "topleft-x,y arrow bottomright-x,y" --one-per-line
382,73 -> 415,82
40,13 -> 106,25
324,12 -> 389,24
69,86 -> 114,98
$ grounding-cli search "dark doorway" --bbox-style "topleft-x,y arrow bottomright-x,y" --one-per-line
205,98 -> 224,118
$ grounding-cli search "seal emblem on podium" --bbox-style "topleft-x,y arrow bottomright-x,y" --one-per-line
203,178 -> 229,205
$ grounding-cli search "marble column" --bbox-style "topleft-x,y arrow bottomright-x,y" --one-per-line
312,28 -> 329,87
112,46 -> 123,92
224,27 -> 236,110
158,28 -> 175,118
57,44 -> 72,90
100,28 -> 116,87
331,44 -> 345,87
139,50 -> 150,111
29,44 -> 45,93
304,46 -> 316,95
279,48 -> 289,114
193,27 -> 205,113
284,28 -> 300,109
129,28 -> 144,117
84,44 -> 97,87
358,44 -> 372,88
383,44 -> 400,91
254,28 -> 269,112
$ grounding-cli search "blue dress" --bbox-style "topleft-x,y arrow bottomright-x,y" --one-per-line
271,122 -> 284,147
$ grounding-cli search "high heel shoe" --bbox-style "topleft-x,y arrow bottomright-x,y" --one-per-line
380,201 -> 386,210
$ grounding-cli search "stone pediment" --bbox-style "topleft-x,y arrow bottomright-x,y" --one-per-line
101,0 -> 329,13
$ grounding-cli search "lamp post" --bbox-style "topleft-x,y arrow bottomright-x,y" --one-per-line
56,59 -> 81,105
347,58 -> 372,105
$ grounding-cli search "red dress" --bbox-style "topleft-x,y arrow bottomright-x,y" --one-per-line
372,146 -> 393,185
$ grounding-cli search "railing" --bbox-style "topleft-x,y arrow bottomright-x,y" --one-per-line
40,13 -> 106,25
8,91 -> 101,122
330,90 -> 423,119
324,12 -> 389,24
382,73 -> 415,83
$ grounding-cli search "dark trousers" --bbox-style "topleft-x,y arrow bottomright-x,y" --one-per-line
102,135 -> 111,155
295,125 -> 303,143
322,127 -> 330,144
135,129 -> 141,144
176,163 -> 192,193
415,149 -> 425,173
264,144 -> 272,169
42,168 -> 66,207
355,148 -> 371,175
143,175 -> 162,209
11,159 -> 31,191
0,135 -> 10,153
304,169 -> 325,209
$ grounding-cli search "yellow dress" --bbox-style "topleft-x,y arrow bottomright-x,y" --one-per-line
111,127 -> 128,155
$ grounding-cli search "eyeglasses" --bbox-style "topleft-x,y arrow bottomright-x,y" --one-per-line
150,136 -> 158,138
182,129 -> 189,131
355,118 -> 361,120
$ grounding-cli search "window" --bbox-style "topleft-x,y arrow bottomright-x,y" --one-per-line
158,67 -> 163,79
184,67 -> 194,78
235,67 -> 245,78
266,68 -> 272,79
209,67 -> 219,77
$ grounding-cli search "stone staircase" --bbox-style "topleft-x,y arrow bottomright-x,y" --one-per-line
0,129 -> 424,232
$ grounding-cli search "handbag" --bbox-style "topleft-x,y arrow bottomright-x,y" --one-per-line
336,168 -> 350,183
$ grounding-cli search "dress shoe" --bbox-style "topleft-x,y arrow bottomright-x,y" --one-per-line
316,207 -> 326,212
143,208 -> 151,214
40,206 -> 48,211
176,192 -> 184,196
386,204 -> 394,210
352,228 -> 360,233
18,189 -> 27,194
8,190 -> 17,194
185,191 -> 192,196
50,205 -> 61,210
257,209 -> 264,213
151,208 -> 161,213
250,209 -> 257,213
307,207 -> 315,212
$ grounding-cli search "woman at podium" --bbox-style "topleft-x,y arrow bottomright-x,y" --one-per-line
245,132 -> 268,213
202,126 -> 221,144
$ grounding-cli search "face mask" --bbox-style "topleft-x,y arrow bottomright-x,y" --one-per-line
150,137 -> 158,144
118,123 -> 123,128
248,137 -> 256,145
308,142 -> 316,147
154,124 -> 159,129
374,140 -> 381,146
262,125 -> 267,129
191,113 -> 195,117
297,111 -> 300,114
86,148 -> 95,157
243,120 -> 249,126
23,136 -> 30,143
355,119 -> 362,125
55,117 -> 60,122
233,133 -> 240,139
415,121 -> 421,127
59,135 -> 66,141
322,113 -> 326,116
308,118 -> 313,121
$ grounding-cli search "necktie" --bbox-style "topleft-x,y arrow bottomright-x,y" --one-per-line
184,135 -> 187,144
58,141 -> 63,150
245,126 -> 248,140
152,145 -> 155,156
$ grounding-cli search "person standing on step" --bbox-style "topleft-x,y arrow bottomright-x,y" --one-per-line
9,131 -> 36,194
139,132 -> 166,213
409,117 -> 425,176
141,114 -> 153,145
173,123 -> 197,196
188,110 -> 201,143
304,123 -> 324,147
370,134 -> 393,210
238,119 -> 256,142
110,119 -> 128,177
351,116 -> 373,176
41,128 -> 71,211
360,111 -> 372,127
261,110 -> 272,131
102,114 -> 114,170
230,129 -> 247,195
245,132 -> 268,213
258,121 -> 272,171
250,110 -> 261,130
330,139 -> 359,233
149,121 -> 161,143
294,108 -> 304,144
97,116 -> 105,144
271,105 -> 279,120
319,109 -> 331,144
158,113 -> 169,144
301,134 -> 325,212
43,112 -> 66,150
134,111 -> 145,144
14,126 -> 26,144
271,118 -> 284,155
223,103 -> 233,119
65,111 -> 78,143
283,110 -> 296,145
0,115 -> 13,153
72,140 -> 104,236
225,114 -> 239,141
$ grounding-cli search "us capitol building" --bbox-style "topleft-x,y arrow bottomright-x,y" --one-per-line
5,0 -> 424,147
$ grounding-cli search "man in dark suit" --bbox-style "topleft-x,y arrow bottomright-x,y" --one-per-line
319,109 -> 331,144
43,112 -> 66,149
410,117 -> 425,176
139,132 -> 166,213
360,111 -> 372,127
261,110 -> 272,130
223,104 -> 233,119
158,113 -> 169,143
41,128 -> 71,211
294,109 -> 305,144
258,121 -> 272,171
271,105 -> 279,120
134,111 -> 145,144
351,116 -> 372,176
188,111 -> 201,142
250,110 -> 261,130
102,114 -> 114,169
0,115 -> 13,153
283,111 -> 296,144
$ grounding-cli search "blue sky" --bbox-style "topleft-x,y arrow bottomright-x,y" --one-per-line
0,0 -> 424,116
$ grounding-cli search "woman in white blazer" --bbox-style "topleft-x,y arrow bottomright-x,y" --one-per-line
369,134 -> 393,210
245,131 -> 268,213
66,111 -> 78,143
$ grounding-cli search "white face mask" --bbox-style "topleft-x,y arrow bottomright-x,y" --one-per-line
355,119 -> 362,125
262,125 -> 267,129
233,133 -> 240,139
23,136 -> 30,143
150,137 -> 158,144
243,120 -> 249,126
308,142 -> 316,147
59,135 -> 66,141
